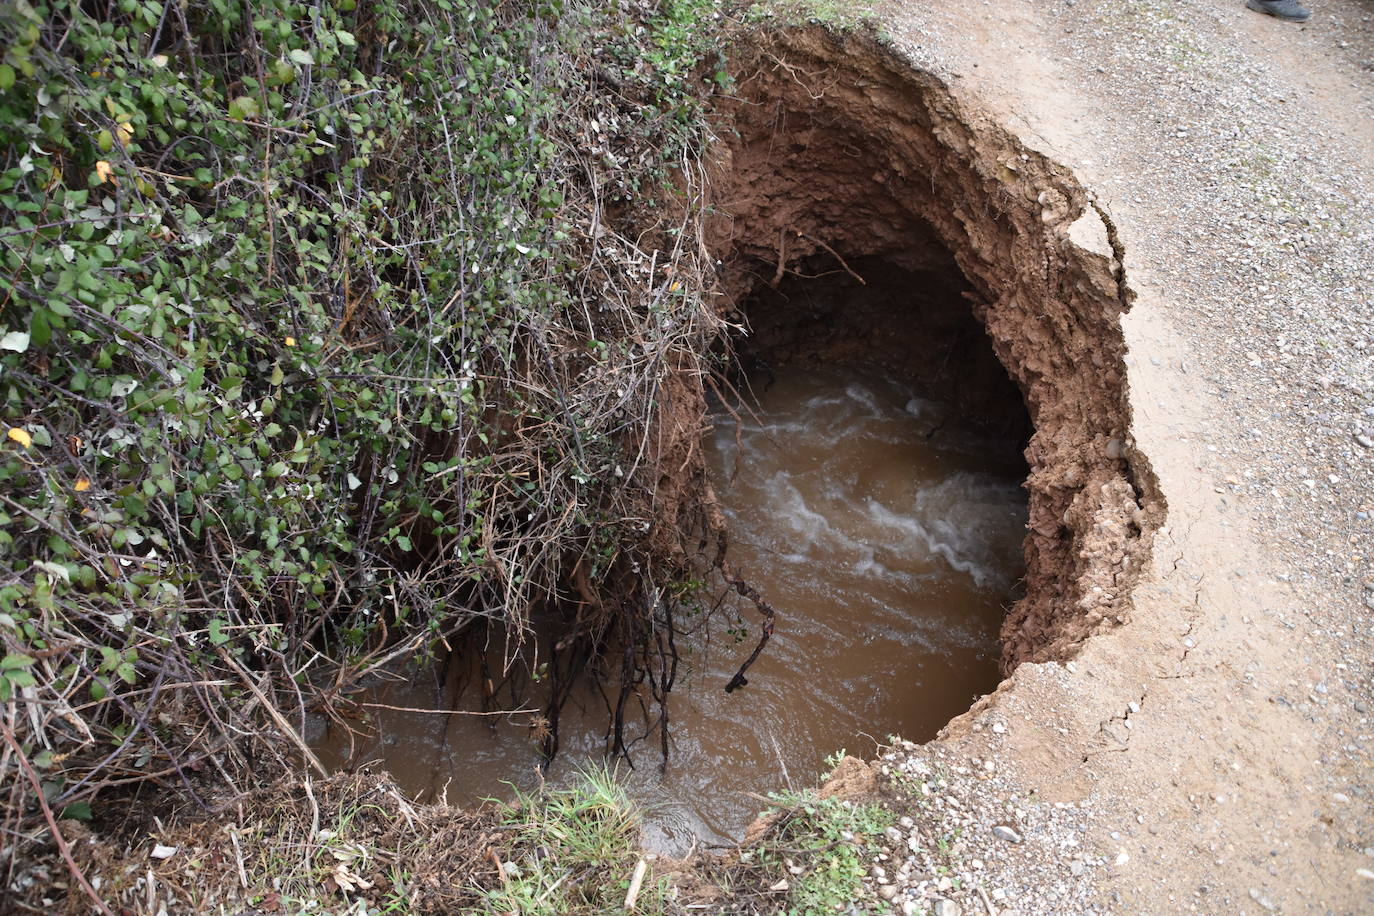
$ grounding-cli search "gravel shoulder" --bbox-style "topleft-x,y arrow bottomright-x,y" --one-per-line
852,1 -> 1374,912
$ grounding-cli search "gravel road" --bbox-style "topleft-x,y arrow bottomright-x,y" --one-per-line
848,0 -> 1374,912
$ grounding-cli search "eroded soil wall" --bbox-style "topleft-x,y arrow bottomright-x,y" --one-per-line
706,28 -> 1163,670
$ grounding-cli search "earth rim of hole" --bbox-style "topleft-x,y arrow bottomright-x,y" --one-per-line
692,24 -> 1165,695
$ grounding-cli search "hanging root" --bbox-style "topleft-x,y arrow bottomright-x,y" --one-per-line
708,502 -> 785,694
720,562 -> 777,693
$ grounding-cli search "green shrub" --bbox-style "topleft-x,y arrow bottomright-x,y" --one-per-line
0,0 -> 724,865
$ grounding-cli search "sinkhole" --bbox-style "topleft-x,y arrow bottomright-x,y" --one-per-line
311,27 -> 1161,856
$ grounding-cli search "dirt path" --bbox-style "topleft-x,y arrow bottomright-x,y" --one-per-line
863,1 -> 1374,912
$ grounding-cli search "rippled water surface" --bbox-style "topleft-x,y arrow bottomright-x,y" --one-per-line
314,366 -> 1027,854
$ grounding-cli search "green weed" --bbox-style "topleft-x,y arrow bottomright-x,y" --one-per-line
750,789 -> 896,915
747,0 -> 878,31
477,767 -> 668,915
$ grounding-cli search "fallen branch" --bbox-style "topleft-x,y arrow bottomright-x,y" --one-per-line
624,857 -> 648,910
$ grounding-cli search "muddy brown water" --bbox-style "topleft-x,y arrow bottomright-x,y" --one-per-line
313,365 -> 1028,854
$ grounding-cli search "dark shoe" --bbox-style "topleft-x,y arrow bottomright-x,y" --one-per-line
1245,0 -> 1311,22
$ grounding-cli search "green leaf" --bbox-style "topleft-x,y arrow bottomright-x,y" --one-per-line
289,48 -> 314,66
227,95 -> 260,120
33,560 -> 70,583
58,801 -> 93,821
0,65 -> 14,91
0,653 -> 34,669
335,29 -> 356,46
29,309 -> 51,348
208,618 -> 230,646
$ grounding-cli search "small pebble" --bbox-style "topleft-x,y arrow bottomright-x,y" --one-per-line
992,825 -> 1024,844
933,899 -> 961,916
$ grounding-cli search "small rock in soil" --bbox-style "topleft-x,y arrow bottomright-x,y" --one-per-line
992,824 -> 1024,843
933,899 -> 961,916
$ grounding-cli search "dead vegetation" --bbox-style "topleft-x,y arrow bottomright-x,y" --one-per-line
21,773 -> 502,914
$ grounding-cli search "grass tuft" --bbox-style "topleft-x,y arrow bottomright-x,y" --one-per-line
700,780 -> 896,915
479,766 -> 668,915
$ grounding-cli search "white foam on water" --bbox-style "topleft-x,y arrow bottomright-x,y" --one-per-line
844,381 -> 884,415
903,397 -> 932,419
913,472 -> 1026,587
863,471 -> 1024,592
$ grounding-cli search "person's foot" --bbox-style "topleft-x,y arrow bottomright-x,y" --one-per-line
1245,0 -> 1311,22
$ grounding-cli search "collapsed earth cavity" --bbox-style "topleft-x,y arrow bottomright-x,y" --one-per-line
312,25 -> 1162,854
705,27 -> 1162,673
